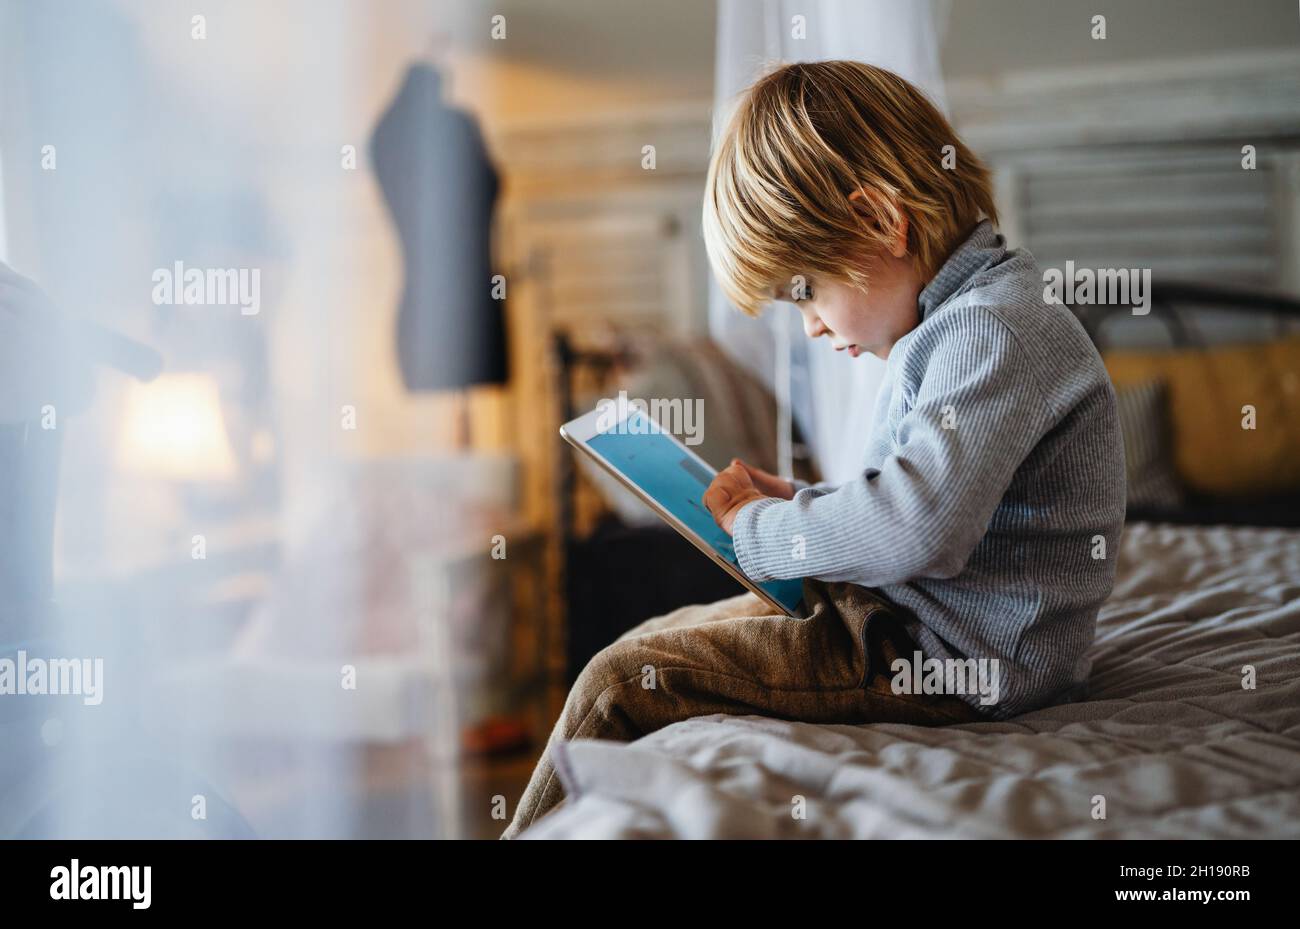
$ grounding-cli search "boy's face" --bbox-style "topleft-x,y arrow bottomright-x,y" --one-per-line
778,246 -> 923,361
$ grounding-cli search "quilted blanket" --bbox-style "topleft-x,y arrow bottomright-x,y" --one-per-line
522,522 -> 1300,838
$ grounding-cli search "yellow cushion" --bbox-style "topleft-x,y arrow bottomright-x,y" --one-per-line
1103,334 -> 1300,497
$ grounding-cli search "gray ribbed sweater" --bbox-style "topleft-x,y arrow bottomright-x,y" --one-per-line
732,221 -> 1127,719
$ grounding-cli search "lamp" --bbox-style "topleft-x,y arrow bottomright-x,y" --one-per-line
115,374 -> 237,482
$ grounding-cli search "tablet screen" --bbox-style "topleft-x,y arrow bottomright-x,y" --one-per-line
588,412 -> 805,614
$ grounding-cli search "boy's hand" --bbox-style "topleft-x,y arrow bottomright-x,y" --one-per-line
703,459 -> 793,535
732,459 -> 796,500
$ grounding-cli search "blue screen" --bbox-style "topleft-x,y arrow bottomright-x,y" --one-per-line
588,413 -> 804,614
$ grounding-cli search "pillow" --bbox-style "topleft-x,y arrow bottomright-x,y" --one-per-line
1113,379 -> 1183,510
1104,334 -> 1300,497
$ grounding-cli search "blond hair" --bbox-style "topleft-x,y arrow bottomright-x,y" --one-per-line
703,60 -> 998,317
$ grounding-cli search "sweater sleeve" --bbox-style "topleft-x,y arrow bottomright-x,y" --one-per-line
731,308 -> 1055,587
789,476 -> 835,494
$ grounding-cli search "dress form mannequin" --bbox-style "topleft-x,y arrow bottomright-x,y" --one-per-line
370,63 -> 507,403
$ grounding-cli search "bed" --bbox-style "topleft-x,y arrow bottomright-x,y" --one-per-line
522,520 -> 1300,838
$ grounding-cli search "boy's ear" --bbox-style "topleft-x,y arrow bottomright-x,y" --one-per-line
848,188 -> 910,259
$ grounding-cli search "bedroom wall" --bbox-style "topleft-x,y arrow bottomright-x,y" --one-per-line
941,0 -> 1300,78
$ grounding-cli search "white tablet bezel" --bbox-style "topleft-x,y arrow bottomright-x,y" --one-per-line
560,404 -> 803,617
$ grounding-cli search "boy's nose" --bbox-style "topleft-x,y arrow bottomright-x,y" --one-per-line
802,314 -> 828,340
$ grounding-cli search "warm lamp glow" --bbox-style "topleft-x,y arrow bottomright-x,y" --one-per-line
115,374 -> 238,481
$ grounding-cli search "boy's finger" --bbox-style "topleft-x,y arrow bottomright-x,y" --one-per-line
702,479 -> 731,515
725,462 -> 754,488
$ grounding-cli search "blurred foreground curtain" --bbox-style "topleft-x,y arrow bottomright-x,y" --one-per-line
0,0 -> 475,840
711,0 -> 950,483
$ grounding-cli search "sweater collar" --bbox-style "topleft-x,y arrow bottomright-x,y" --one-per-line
916,220 -> 1006,321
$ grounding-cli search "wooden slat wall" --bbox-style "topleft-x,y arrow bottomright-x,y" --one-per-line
1019,147 -> 1281,287
950,52 -> 1300,348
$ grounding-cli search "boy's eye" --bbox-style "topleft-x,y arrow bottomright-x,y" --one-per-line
771,280 -> 814,304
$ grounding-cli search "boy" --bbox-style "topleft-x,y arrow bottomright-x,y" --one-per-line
503,61 -> 1125,838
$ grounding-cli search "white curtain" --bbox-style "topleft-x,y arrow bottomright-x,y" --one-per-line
711,0 -> 950,484
0,0 -> 482,839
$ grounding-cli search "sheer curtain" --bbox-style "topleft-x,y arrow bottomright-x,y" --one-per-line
0,0 -> 487,839
710,0 -> 950,484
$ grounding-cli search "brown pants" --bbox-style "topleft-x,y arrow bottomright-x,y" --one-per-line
502,580 -> 981,838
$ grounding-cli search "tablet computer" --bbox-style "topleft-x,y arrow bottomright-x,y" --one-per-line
561,403 -> 806,616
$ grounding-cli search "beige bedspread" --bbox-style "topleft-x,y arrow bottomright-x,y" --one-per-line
523,522 -> 1300,838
